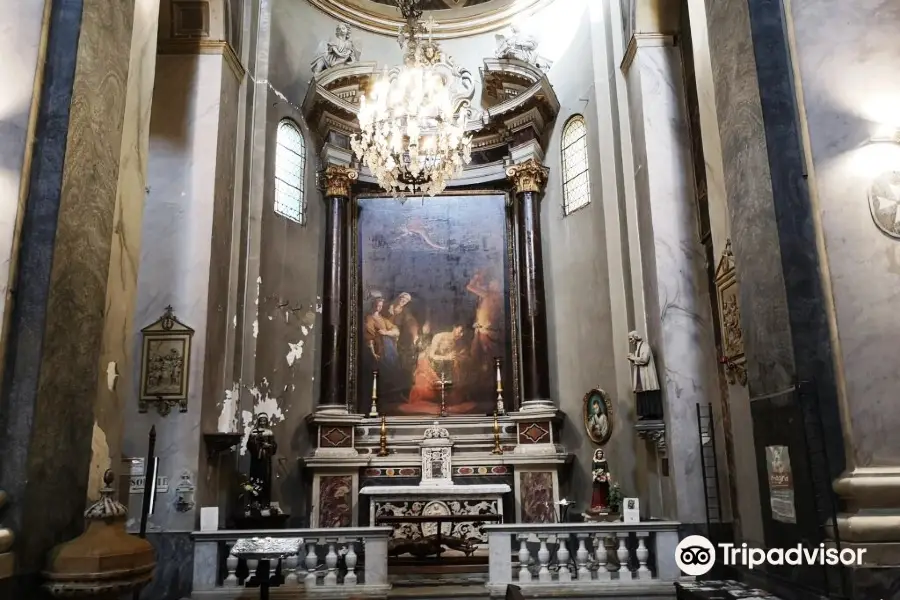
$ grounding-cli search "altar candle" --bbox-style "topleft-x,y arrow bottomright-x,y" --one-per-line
372,370 -> 378,398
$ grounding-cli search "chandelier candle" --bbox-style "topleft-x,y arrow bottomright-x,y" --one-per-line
351,0 -> 472,196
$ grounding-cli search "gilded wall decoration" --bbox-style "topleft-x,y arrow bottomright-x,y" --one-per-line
583,388 -> 613,445
867,170 -> 900,239
714,240 -> 747,386
139,306 -> 194,415
519,471 -> 555,523
318,476 -> 353,528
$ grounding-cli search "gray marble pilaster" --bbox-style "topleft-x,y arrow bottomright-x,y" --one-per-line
624,35 -> 719,525
488,531 -> 512,585
363,537 -> 388,586
192,539 -> 219,591
0,0 -> 135,580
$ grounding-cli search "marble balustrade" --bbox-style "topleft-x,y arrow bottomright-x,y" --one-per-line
482,521 -> 682,596
191,527 -> 392,598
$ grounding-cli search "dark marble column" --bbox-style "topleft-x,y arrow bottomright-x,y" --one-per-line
506,159 -> 554,410
317,166 -> 357,411
0,0 -> 136,589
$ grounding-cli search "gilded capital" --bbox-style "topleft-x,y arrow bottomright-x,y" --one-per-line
506,159 -> 549,194
324,165 -> 358,197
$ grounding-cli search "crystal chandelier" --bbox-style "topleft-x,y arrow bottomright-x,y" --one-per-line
350,0 -> 472,197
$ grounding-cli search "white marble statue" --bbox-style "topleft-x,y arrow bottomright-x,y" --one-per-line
310,23 -> 361,74
627,331 -> 659,392
494,25 -> 538,64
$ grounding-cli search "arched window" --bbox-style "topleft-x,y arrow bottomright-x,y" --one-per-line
274,119 -> 306,223
561,115 -> 591,215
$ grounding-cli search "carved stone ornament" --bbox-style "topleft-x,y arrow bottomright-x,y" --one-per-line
139,305 -> 194,415
635,422 -> 667,458
324,165 -> 359,197
868,170 -> 900,238
714,240 -> 747,387
423,421 -> 451,440
506,158 -> 549,194
43,470 -> 155,599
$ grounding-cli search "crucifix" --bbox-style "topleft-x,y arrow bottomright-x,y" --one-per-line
433,369 -> 452,417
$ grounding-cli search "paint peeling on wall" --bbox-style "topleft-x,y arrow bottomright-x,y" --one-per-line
106,361 -> 119,391
218,382 -> 241,433
252,319 -> 259,338
286,340 -> 304,366
233,315 -> 237,328
87,422 -> 112,502
239,378 -> 287,455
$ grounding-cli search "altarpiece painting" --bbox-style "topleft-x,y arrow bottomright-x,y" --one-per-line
354,194 -> 512,416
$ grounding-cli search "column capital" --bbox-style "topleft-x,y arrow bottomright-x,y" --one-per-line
506,159 -> 549,194
323,165 -> 358,198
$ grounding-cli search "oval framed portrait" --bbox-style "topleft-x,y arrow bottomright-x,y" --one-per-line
583,388 -> 613,445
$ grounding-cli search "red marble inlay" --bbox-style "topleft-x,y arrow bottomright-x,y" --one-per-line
519,422 -> 550,444
491,466 -> 508,475
398,468 -> 418,476
320,426 -> 352,448
458,467 -> 474,475
364,468 -> 381,477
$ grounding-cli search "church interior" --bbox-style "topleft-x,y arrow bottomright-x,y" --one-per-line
1,0 -> 899,599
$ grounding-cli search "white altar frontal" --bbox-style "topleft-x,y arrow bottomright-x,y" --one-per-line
359,424 -> 511,556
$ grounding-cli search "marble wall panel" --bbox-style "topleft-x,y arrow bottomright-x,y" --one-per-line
125,54 -> 225,532
542,14 -> 627,517
138,532 -> 194,600
91,0 -> 161,500
318,475 -> 353,528
0,0 -> 135,576
703,0 -> 795,396
785,0 -> 900,466
0,2 -> 47,366
628,41 -> 718,525
518,471 -> 556,523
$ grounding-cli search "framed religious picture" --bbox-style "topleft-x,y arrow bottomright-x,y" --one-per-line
583,388 -> 613,445
139,305 -> 194,415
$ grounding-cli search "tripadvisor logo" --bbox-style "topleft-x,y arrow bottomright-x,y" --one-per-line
675,535 -> 867,576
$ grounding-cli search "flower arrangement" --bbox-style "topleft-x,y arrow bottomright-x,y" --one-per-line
608,482 -> 622,513
238,477 -> 263,515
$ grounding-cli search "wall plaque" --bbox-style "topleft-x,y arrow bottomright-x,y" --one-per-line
765,445 -> 796,523
139,305 -> 194,415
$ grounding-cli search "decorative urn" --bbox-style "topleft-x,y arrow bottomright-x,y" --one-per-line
43,470 -> 155,599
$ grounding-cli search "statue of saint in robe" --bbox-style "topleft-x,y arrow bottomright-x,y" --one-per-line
627,331 -> 663,420
246,413 -> 277,509
310,24 -> 361,74
590,449 -> 611,513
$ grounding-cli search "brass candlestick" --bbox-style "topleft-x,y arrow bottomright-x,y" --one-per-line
494,357 -> 505,415
369,370 -> 379,417
434,369 -> 452,417
378,415 -> 389,456
491,411 -> 503,454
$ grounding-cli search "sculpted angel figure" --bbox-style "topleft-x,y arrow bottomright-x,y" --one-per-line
310,23 -> 361,74
494,25 -> 538,64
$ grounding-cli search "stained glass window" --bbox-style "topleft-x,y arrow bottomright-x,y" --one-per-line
561,115 -> 591,215
274,119 -> 306,223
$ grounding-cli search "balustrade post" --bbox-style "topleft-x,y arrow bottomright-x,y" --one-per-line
305,541 -> 318,588
284,554 -> 300,586
246,558 -> 259,586
224,545 -> 239,587
594,534 -> 610,581
557,538 -> 571,582
635,532 -> 652,579
537,535 -> 551,582
575,535 -> 591,581
517,535 -> 532,582
616,533 -> 630,579
324,542 -> 339,585
344,541 -> 358,585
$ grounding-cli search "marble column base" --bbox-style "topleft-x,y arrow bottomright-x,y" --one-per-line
518,399 -> 555,412
315,405 -> 351,415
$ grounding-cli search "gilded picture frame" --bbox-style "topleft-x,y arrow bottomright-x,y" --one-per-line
139,305 -> 194,416
583,387 -> 613,445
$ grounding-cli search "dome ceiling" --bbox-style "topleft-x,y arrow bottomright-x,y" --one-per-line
307,0 -> 554,38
